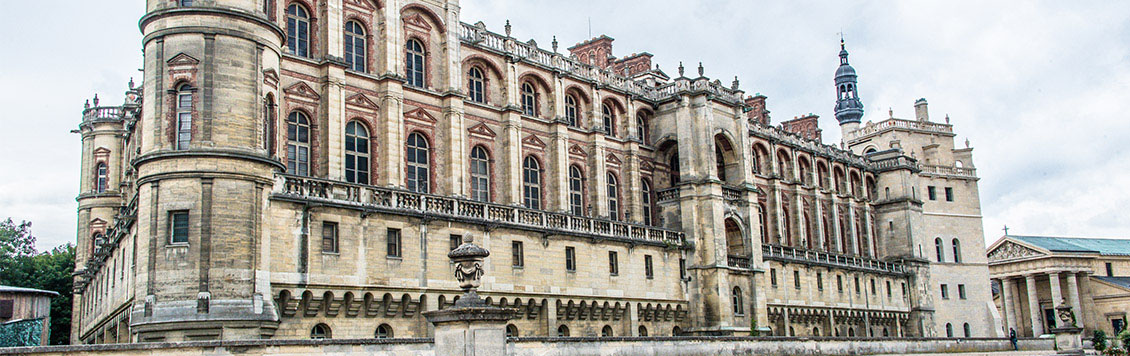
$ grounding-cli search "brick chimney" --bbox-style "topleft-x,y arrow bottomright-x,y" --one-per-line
568,35 -> 616,68
781,114 -> 823,141
745,94 -> 770,126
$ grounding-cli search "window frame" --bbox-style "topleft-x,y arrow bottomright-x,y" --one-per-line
606,172 -> 620,221
470,145 -> 491,202
405,39 -> 426,88
568,165 -> 585,216
310,323 -> 330,339
522,156 -> 542,209
321,221 -> 338,254
945,187 -> 954,201
941,284 -> 950,299
732,286 -> 744,315
406,132 -> 430,193
344,120 -> 370,184
564,94 -> 578,127
468,67 -> 485,104
952,238 -> 962,263
386,228 -> 402,258
285,4 -> 310,57
511,241 -> 524,268
286,111 -> 311,176
935,237 -> 945,262
169,210 -> 190,245
608,251 -> 618,276
95,162 -> 109,193
601,103 -> 615,136
958,284 -> 967,299
641,179 -> 652,225
375,324 -> 393,339
636,112 -> 648,144
344,20 -> 366,72
644,254 -> 654,279
564,246 -> 576,272
520,82 -> 537,116
176,84 -> 193,150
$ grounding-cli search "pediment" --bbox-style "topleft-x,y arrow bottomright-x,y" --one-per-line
606,153 -> 622,165
344,0 -> 377,11
640,160 -> 653,172
404,107 -> 437,123
568,144 -> 587,157
167,53 -> 199,66
93,147 -> 111,155
263,69 -> 279,87
987,240 -> 1046,262
521,135 -> 546,149
284,81 -> 321,101
403,13 -> 432,32
345,93 -> 379,110
90,218 -> 107,226
467,122 -> 496,138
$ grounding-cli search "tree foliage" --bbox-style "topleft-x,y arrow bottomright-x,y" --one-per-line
0,218 -> 74,345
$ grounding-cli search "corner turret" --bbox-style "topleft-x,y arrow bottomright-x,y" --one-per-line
834,39 -> 864,133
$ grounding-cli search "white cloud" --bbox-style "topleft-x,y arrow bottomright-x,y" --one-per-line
1,0 -> 1127,250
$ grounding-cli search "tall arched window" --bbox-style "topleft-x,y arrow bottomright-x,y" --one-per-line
758,203 -> 768,244
310,323 -> 330,339
804,212 -> 813,249
715,144 -> 727,182
470,146 -> 490,202
344,21 -> 366,72
952,238 -> 962,263
263,95 -> 275,152
468,67 -> 485,104
668,152 -> 680,184
405,39 -> 425,87
568,165 -> 584,215
636,113 -> 648,144
606,172 -> 619,220
935,238 -> 945,262
344,121 -> 369,184
564,94 -> 578,127
962,323 -> 971,337
286,111 -> 310,176
175,84 -> 193,150
520,82 -> 536,116
95,163 -> 108,193
782,206 -> 792,246
732,287 -> 744,314
601,103 -> 615,136
286,4 -> 310,57
406,132 -> 430,193
945,323 -> 954,338
641,180 -> 652,225
522,156 -> 541,209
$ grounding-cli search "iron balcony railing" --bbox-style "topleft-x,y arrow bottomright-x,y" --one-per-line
276,174 -> 687,247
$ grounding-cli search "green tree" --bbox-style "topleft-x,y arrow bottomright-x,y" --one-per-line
0,219 -> 75,345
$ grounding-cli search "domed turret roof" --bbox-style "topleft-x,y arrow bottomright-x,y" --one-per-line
836,63 -> 857,78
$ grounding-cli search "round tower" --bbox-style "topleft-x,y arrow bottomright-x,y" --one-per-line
133,0 -> 284,341
834,39 -> 864,134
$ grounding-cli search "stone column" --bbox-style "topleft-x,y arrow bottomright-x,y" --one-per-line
1025,274 -> 1043,336
1066,272 -> 1083,328
1001,278 -> 1017,335
1048,272 -> 1062,329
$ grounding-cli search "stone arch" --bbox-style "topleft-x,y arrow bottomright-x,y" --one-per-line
714,132 -> 740,184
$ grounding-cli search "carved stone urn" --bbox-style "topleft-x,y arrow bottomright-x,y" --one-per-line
424,235 -> 515,356
1051,302 -> 1083,355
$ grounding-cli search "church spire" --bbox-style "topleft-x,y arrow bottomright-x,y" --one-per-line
834,39 -> 864,131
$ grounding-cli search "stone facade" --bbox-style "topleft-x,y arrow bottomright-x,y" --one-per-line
71,0 -> 995,344
987,235 -> 1130,338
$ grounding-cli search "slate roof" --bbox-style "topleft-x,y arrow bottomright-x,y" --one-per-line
1009,235 -> 1130,256
0,285 -> 59,296
1092,276 -> 1130,289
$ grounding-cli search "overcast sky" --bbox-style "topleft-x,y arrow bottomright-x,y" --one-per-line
2,1 -> 1128,251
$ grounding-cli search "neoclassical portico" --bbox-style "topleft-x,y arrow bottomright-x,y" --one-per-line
988,235 -> 1130,337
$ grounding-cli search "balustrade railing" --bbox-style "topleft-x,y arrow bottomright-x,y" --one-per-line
762,244 -> 906,274
83,106 -> 123,121
722,186 -> 744,201
656,187 -> 680,203
277,174 -> 686,246
843,118 -> 954,142
727,255 -> 751,269
920,164 -> 977,178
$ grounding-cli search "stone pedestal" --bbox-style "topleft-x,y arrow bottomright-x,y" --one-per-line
424,296 -> 515,356
1052,327 -> 1084,356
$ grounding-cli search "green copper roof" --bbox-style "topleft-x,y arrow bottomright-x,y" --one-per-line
1010,235 -> 1130,256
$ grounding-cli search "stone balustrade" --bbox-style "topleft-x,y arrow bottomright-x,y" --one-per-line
275,174 -> 687,248
920,164 -> 977,179
727,255 -> 752,269
762,244 -> 907,275
843,118 -> 954,142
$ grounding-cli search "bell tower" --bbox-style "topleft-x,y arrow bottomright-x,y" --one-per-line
834,39 -> 864,134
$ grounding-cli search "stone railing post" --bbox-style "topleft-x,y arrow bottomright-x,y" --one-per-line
424,236 -> 515,356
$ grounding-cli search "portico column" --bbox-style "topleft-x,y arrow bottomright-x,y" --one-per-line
1001,278 -> 1017,334
1025,274 -> 1043,336
1048,272 -> 1063,326
1066,272 -> 1083,328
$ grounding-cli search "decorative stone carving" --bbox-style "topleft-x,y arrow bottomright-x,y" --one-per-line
987,241 -> 1044,262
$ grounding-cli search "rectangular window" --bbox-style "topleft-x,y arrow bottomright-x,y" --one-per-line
512,241 -> 524,268
1106,262 -> 1114,277
679,258 -> 686,280
321,222 -> 338,253
771,268 -> 778,287
941,284 -> 950,299
565,246 -> 576,272
450,234 -> 462,251
837,275 -> 844,293
386,228 -> 401,258
902,282 -> 908,299
927,186 -> 937,200
794,270 -> 801,290
170,211 -> 189,244
176,92 -> 192,150
645,255 -> 654,279
870,278 -> 877,295
945,187 -> 954,201
609,251 -> 619,276
887,281 -> 892,298
0,300 -> 12,319
958,284 -> 967,299
854,276 -> 861,295
817,272 -> 824,291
